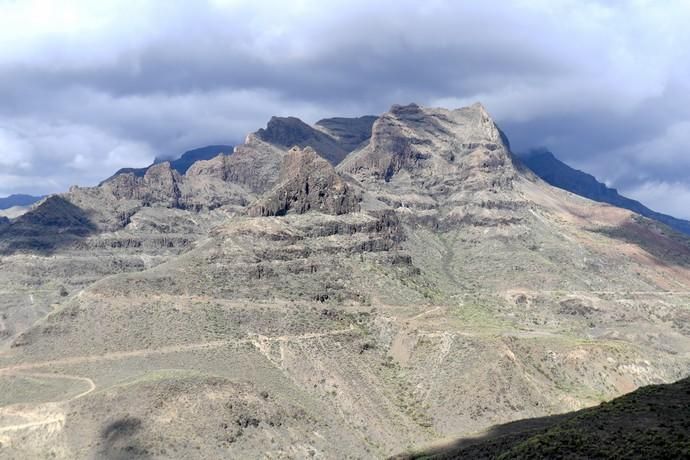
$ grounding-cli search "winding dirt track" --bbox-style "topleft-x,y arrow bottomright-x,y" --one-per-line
0,325 -> 356,435
0,325 -> 356,374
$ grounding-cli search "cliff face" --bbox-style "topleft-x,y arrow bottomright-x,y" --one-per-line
100,145 -> 233,184
256,116 -> 350,165
248,146 -> 361,217
339,103 -> 517,185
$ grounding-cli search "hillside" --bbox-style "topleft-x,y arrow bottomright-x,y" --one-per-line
394,376 -> 690,459
522,149 -> 690,235
0,104 -> 689,458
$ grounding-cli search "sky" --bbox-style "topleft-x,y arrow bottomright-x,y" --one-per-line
1,0 -> 689,218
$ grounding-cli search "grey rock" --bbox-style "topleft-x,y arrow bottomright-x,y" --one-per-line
100,144 -> 233,184
256,116 -> 349,165
248,146 -> 361,216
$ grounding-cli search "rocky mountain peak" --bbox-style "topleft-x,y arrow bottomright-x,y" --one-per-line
276,146 -> 334,182
254,116 -> 349,165
185,154 -> 231,180
99,162 -> 182,208
142,162 -> 182,207
248,146 -> 360,217
256,116 -> 316,147
338,103 -> 518,188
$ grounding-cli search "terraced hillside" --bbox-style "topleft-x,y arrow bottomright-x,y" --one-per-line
0,104 -> 689,458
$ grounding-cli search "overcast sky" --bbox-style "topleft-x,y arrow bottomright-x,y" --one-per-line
1,0 -> 689,217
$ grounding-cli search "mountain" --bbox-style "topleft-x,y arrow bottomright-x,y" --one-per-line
0,193 -> 43,210
248,146 -> 362,217
255,115 -> 376,165
315,115 -> 378,152
395,376 -> 690,459
522,149 -> 690,235
0,205 -> 32,219
101,144 -> 234,184
0,103 -> 689,458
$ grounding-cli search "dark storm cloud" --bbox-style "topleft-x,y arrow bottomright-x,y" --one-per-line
1,0 -> 689,217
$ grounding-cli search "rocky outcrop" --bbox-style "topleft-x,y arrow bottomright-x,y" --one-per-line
84,115 -> 374,221
100,145 -> 233,184
339,103 -> 517,185
256,116 -> 350,165
141,163 -> 182,207
337,103 -> 529,230
101,162 -> 182,208
248,146 -> 361,217
181,154 -> 249,210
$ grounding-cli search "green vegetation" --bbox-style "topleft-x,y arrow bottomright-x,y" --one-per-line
400,377 -> 690,459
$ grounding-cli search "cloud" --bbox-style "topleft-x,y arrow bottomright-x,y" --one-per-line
0,0 -> 689,219
626,181 -> 690,220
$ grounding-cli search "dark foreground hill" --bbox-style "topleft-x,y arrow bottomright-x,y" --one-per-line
395,376 -> 690,459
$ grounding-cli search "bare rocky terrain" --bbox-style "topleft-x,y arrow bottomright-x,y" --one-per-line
0,103 -> 689,459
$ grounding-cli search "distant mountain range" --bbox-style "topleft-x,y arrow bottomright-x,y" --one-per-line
93,140 -> 690,238
0,194 -> 44,210
521,149 -> 690,236
0,146 -> 234,212
4,142 -> 690,242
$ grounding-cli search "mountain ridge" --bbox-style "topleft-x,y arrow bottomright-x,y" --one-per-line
522,149 -> 690,235
0,193 -> 44,210
99,144 -> 234,185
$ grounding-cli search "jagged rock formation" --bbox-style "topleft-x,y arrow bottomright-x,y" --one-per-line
340,103 -> 516,183
522,149 -> 690,235
338,102 -> 530,229
103,162 -> 182,207
248,146 -> 361,216
101,144 -> 233,184
0,113 -> 376,251
1,102 -> 690,459
256,116 -> 350,165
